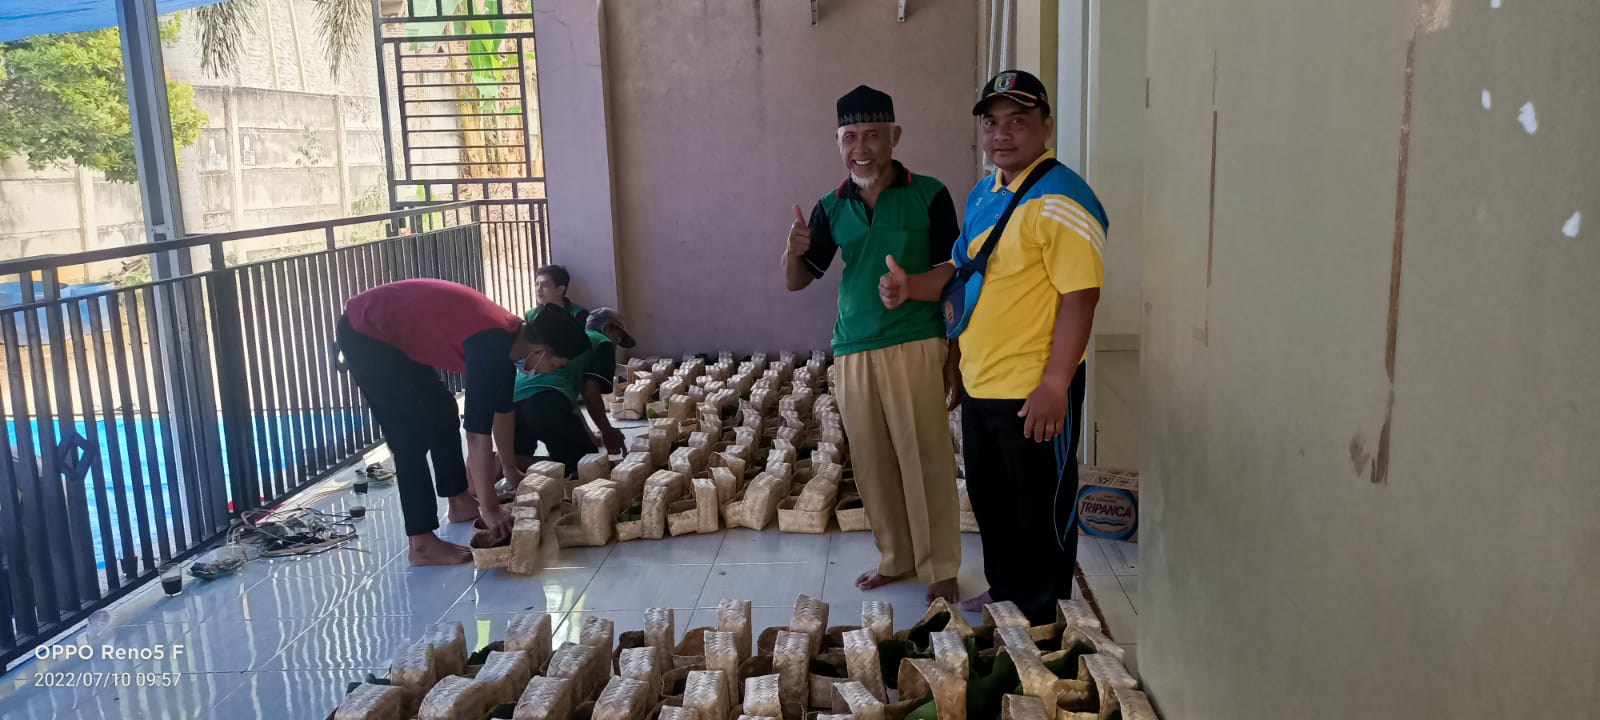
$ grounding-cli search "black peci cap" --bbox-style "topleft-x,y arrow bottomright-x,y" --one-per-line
837,85 -> 896,127
973,70 -> 1051,116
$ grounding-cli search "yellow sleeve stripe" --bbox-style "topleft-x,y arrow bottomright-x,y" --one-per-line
1039,198 -> 1106,259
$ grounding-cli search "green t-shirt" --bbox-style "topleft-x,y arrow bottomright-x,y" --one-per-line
512,327 -> 615,406
801,164 -> 959,356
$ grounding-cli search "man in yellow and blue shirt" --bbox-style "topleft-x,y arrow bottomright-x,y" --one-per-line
880,70 -> 1106,623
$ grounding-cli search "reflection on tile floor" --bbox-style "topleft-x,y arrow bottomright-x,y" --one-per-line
0,461 -> 1143,718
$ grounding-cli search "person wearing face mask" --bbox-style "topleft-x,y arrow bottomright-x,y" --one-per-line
337,279 -> 590,566
511,307 -> 638,472
782,85 -> 965,604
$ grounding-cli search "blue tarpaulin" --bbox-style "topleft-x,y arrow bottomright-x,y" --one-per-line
0,0 -> 228,43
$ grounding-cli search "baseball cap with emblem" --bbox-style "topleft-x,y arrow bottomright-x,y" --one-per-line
584,307 -> 638,349
973,70 -> 1051,116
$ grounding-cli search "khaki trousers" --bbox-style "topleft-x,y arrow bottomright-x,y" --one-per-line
834,337 -> 962,582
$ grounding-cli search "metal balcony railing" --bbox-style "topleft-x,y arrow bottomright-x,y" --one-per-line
0,199 -> 551,667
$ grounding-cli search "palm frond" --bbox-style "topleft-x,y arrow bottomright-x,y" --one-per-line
192,0 -> 259,79
313,0 -> 371,81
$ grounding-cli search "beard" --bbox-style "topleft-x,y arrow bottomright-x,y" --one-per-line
850,168 -> 884,189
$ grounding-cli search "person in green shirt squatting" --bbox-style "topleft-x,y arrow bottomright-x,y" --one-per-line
783,85 -> 964,604
512,306 -> 637,471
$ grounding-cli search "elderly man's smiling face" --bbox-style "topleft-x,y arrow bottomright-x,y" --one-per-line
837,122 -> 901,189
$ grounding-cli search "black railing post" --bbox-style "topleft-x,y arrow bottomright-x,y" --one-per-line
208,241 -> 260,516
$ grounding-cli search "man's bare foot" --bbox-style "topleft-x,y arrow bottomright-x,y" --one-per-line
446,493 -> 480,523
954,591 -> 993,613
927,578 -> 959,604
407,534 -> 472,566
856,570 -> 912,591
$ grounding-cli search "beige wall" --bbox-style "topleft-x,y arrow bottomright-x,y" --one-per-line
601,0 -> 982,356
535,0 -> 623,311
1141,0 -> 1600,717
1081,0 -> 1146,468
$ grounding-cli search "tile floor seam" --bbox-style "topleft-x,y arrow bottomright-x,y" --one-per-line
252,618 -> 319,674
688,534 -> 730,609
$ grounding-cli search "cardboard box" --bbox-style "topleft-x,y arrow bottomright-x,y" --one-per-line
1076,467 -> 1139,543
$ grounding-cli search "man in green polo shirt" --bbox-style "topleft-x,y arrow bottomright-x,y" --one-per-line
512,307 -> 637,472
782,85 -> 963,603
536,264 -> 588,324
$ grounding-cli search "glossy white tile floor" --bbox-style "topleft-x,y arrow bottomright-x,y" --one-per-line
0,459 -> 1141,720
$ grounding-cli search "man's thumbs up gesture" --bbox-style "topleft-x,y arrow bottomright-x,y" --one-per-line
880,255 -> 909,310
785,204 -> 811,259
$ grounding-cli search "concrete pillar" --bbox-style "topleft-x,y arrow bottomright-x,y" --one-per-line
225,90 -> 247,233
74,168 -> 98,255
531,0 -> 622,311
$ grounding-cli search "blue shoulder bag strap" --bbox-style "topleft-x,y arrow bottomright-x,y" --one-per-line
943,158 -> 1062,336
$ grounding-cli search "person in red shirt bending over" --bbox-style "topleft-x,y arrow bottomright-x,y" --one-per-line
338,279 -> 590,565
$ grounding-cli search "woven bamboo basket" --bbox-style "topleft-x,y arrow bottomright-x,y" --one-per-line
929,631 -> 968,679
578,453 -> 613,484
834,494 -> 870,533
641,485 -> 674,540
519,473 -> 565,516
425,622 -> 468,678
717,599 -> 754,662
641,608 -> 675,654
477,650 -> 535,707
998,694 -> 1048,720
675,627 -> 712,668
611,463 -> 651,503
508,518 -> 543,575
898,599 -> 974,642
1054,600 -> 1103,635
790,596 -> 829,654
756,625 -> 788,657
861,602 -> 894,644
1110,685 -> 1159,720
333,682 -> 407,720
506,612 -> 554,673
668,497 -> 703,536
703,631 -> 742,701
793,475 -> 839,513
777,497 -> 830,534
740,475 -> 784,530
387,641 -> 438,716
1082,653 -> 1139,715
743,674 -> 782,719
691,477 -> 721,533
841,629 -> 887,702
557,485 -> 619,547
549,643 -> 608,702
619,647 -> 662,699
594,677 -> 652,720
807,652 -> 849,709
581,616 -> 616,655
417,675 -> 496,720
829,681 -> 885,720
684,670 -> 732,720
771,631 -> 810,709
616,512 -> 644,543
1060,626 -> 1125,663
896,658 -> 965,720
470,525 -> 514,571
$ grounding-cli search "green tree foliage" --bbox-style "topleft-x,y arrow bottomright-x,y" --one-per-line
0,22 -> 207,183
